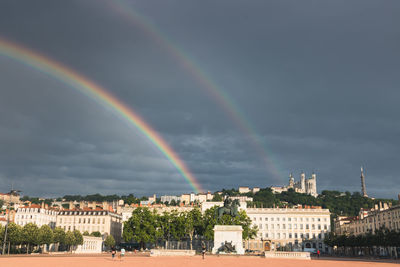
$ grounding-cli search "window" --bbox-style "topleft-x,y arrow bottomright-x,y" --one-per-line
282,224 -> 286,229
265,217 -> 268,221
312,224 -> 315,230
300,224 -> 303,230
288,218 -> 291,222
265,224 -> 268,230
318,224 -> 321,230
259,224 -> 262,229
295,233 -> 298,238
289,233 -> 292,238
306,224 -> 309,230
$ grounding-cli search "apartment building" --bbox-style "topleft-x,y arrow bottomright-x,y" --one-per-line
57,209 -> 122,242
246,206 -> 331,252
335,202 -> 400,236
15,203 -> 57,228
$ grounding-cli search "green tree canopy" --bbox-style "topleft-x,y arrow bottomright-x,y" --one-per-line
38,225 -> 54,246
104,235 -> 115,248
123,207 -> 158,248
53,227 -> 66,245
73,230 -> 83,246
90,231 -> 102,237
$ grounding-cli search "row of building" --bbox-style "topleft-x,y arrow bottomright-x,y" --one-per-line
334,200 -> 400,236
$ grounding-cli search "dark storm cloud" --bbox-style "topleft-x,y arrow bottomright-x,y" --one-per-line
0,0 -> 399,198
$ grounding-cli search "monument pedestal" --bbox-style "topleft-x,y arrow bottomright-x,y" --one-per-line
212,225 -> 244,255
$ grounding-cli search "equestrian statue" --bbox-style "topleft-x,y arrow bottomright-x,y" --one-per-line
215,198 -> 240,220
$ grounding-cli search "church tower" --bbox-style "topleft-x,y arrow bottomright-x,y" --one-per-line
361,166 -> 368,197
289,173 -> 294,188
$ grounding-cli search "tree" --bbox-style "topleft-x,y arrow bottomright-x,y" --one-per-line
104,235 -> 115,249
123,207 -> 158,249
22,223 -> 39,254
6,223 -> 22,254
83,231 -> 90,236
38,225 -> 54,252
53,227 -> 66,251
90,231 -> 101,237
184,208 -> 203,249
64,231 -> 76,252
73,230 -> 83,247
212,194 -> 223,202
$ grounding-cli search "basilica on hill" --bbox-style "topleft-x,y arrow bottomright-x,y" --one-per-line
271,172 -> 318,197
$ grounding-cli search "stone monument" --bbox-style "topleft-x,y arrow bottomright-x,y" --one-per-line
212,225 -> 244,254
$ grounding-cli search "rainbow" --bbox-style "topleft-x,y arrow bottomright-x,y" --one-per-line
0,37 -> 203,193
108,0 -> 284,182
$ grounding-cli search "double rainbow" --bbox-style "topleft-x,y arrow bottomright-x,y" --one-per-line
0,37 -> 203,193
109,0 -> 283,182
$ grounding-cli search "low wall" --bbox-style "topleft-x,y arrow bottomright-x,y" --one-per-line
263,251 -> 311,260
150,249 -> 196,257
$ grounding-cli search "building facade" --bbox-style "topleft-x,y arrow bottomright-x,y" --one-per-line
335,203 -> 400,236
15,204 -> 57,228
56,209 -> 122,242
271,173 -> 318,197
246,206 -> 331,252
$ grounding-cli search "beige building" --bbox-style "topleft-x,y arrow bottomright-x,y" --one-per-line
335,202 -> 400,236
57,209 -> 122,242
246,206 -> 331,252
15,203 -> 57,228
271,173 -> 318,197
0,192 -> 20,204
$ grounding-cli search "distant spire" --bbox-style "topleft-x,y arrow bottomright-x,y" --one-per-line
361,166 -> 368,197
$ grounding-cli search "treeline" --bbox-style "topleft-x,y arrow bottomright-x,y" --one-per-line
0,223 -> 118,255
0,223 -> 83,254
61,194 -> 148,204
123,207 -> 258,249
221,188 -> 398,218
324,228 -> 400,258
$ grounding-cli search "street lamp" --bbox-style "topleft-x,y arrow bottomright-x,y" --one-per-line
2,189 -> 21,255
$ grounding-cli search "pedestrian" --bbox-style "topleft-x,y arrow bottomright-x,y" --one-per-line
111,247 -> 116,259
120,248 -> 125,261
317,249 -> 320,258
201,242 -> 206,260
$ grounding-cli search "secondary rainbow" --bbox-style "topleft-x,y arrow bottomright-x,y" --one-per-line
109,0 -> 284,182
0,37 -> 203,194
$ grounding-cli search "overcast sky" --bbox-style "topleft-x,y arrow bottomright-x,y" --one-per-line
0,0 -> 399,199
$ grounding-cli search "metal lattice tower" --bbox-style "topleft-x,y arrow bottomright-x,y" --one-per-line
361,166 -> 368,197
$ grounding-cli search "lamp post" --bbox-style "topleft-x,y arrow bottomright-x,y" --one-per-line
2,189 -> 21,255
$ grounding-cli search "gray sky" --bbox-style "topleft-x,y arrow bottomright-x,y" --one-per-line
0,0 -> 399,198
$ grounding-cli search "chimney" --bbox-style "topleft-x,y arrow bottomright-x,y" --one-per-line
398,194 -> 400,202
41,202 -> 45,209
69,201 -> 75,210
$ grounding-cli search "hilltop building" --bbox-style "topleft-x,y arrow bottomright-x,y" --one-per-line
238,187 -> 260,194
271,172 -> 318,197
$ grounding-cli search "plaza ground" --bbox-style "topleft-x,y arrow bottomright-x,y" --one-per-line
0,255 -> 399,267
